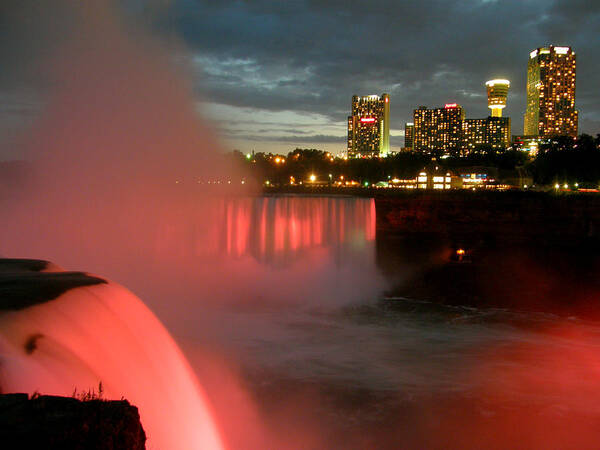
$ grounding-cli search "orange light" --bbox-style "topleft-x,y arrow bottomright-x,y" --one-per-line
456,249 -> 465,255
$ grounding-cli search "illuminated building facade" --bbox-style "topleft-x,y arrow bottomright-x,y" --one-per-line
347,94 -> 390,157
511,135 -> 548,157
462,117 -> 511,152
413,104 -> 465,155
405,123 -> 414,149
486,79 -> 510,117
524,46 -> 577,137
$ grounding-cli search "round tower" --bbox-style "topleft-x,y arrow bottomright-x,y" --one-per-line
485,79 -> 510,117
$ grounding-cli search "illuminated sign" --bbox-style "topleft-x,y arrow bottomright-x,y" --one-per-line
530,50 -> 538,59
385,97 -> 389,103
445,103 -> 458,109
554,46 -> 570,54
360,117 -> 377,123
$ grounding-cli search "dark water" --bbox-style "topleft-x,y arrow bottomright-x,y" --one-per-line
177,196 -> 600,449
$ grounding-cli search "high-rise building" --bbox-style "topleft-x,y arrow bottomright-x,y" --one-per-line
404,123 -> 414,149
347,94 -> 390,158
486,79 -> 510,117
413,104 -> 465,155
524,46 -> 577,137
462,117 -> 511,152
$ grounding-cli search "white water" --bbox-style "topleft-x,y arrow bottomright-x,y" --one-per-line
0,267 -> 223,450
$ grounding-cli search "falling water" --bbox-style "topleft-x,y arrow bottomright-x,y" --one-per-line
0,262 -> 223,450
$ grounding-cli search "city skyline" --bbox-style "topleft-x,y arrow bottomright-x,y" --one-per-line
0,1 -> 599,160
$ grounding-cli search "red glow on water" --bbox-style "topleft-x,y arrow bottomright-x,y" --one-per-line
196,197 -> 376,262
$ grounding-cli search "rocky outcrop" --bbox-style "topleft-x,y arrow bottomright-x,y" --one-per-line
0,393 -> 146,449
0,259 -> 107,311
375,191 -> 600,246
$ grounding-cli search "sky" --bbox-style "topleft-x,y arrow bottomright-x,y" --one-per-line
1,0 -> 599,159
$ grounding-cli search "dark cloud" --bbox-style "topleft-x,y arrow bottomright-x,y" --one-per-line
1,0 -> 598,161
226,133 -> 346,144
164,0 -> 599,136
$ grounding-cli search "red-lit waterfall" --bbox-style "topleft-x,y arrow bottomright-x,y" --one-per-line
0,196 -> 379,449
0,263 -> 223,450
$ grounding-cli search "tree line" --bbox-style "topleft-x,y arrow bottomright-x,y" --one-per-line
229,134 -> 600,187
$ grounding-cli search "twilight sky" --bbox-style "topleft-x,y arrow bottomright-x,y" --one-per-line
1,0 -> 599,158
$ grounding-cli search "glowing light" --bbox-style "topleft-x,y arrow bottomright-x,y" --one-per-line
486,79 -> 510,87
456,249 -> 465,255
554,46 -> 570,54
530,50 -> 538,59
246,154 -> 251,159
360,117 -> 377,123
445,103 -> 458,109
309,174 -> 316,182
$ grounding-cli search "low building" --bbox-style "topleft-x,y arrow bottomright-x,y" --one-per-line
417,162 -> 461,189
511,135 -> 549,157
462,117 -> 511,152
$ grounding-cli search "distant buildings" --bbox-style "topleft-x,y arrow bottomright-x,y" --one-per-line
411,77 -> 514,155
524,46 -> 577,137
347,94 -> 390,158
413,104 -> 465,156
344,45 -> 578,157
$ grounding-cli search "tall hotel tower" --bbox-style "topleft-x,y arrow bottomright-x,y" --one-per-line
413,104 -> 465,156
524,46 -> 577,137
347,94 -> 390,158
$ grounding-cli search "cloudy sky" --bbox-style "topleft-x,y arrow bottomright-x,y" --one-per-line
1,0 -> 599,158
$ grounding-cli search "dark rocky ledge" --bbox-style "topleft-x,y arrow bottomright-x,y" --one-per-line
0,393 -> 146,449
0,259 -> 106,311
